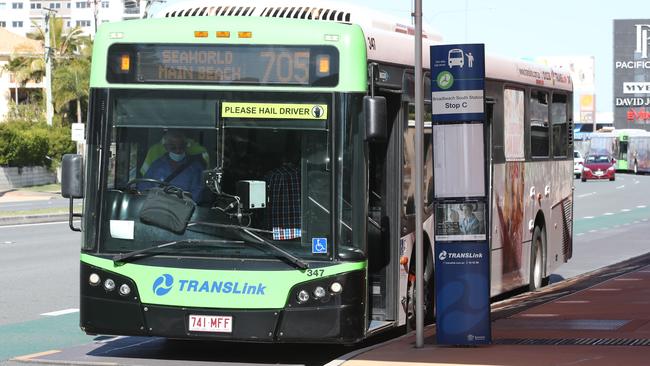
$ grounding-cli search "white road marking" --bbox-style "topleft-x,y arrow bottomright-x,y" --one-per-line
576,233 -> 585,236
621,209 -> 631,212
577,192 -> 596,198
638,205 -> 647,209
0,221 -> 71,229
0,203 -> 32,208
583,216 -> 594,219
635,180 -> 640,184
603,212 -> 614,216
40,308 -> 79,316
616,185 -> 625,190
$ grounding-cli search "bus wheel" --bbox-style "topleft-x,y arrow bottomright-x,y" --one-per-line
407,247 -> 435,330
634,161 -> 639,175
529,226 -> 546,291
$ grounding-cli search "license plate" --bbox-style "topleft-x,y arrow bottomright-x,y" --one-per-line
595,171 -> 603,176
188,315 -> 232,333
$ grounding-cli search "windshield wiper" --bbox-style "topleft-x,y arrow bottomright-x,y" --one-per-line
189,221 -> 309,270
113,239 -> 243,264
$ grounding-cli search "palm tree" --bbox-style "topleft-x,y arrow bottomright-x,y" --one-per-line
28,17 -> 88,66
5,16 -> 92,123
53,57 -> 90,123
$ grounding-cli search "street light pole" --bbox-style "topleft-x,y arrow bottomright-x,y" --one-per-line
92,0 -> 99,34
43,8 -> 55,126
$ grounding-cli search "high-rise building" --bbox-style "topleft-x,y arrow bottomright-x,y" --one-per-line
0,0 -> 145,37
0,0 -> 145,120
613,19 -> 650,131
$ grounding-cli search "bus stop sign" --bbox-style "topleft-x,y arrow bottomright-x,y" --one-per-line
430,43 -> 491,345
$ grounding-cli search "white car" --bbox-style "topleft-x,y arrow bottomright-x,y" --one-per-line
573,150 -> 584,178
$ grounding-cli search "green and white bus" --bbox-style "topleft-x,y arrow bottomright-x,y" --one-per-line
587,129 -> 650,171
61,0 -> 573,344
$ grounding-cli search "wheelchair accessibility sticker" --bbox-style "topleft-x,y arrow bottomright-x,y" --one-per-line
312,238 -> 328,254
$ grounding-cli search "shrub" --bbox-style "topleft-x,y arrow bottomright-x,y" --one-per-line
0,120 -> 75,168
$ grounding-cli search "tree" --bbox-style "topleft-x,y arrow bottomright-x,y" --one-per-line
28,17 -> 88,66
53,57 -> 90,123
4,16 -> 91,123
1,55 -> 44,86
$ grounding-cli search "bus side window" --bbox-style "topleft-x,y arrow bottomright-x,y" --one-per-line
530,90 -> 549,158
551,93 -> 568,157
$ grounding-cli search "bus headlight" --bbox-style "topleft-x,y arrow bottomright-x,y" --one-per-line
313,286 -> 326,299
297,290 -> 310,303
104,278 -> 116,291
119,284 -> 131,296
330,282 -> 342,294
89,273 -> 101,286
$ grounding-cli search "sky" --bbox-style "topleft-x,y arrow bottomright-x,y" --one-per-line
352,0 -> 648,119
151,0 -> 649,119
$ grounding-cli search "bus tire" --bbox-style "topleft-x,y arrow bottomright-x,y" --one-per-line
634,161 -> 639,175
529,226 -> 546,291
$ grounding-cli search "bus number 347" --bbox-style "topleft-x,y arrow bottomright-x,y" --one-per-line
306,269 -> 325,277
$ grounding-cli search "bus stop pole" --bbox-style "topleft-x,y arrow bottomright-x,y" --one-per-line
413,0 -> 425,349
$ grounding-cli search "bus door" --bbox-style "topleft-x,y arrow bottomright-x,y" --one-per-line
367,90 -> 403,329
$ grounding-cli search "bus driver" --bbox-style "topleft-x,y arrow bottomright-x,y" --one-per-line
139,130 -> 205,200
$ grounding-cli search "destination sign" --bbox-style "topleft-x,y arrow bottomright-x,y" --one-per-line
107,44 -> 339,86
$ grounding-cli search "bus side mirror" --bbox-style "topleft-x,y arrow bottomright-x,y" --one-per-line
61,154 -> 84,199
61,154 -> 83,232
364,96 -> 387,142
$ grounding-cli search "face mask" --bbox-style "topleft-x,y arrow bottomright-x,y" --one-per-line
168,152 -> 186,162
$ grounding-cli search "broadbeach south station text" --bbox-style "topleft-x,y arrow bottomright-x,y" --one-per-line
221,102 -> 328,120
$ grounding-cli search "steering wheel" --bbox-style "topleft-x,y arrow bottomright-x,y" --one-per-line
126,178 -> 169,188
125,178 -> 169,194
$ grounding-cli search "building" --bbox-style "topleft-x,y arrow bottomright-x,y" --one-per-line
0,0 -> 146,121
0,0 -> 145,37
0,27 -> 43,119
613,19 -> 650,131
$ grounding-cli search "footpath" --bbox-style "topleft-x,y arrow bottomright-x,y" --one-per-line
0,187 -> 70,226
336,253 -> 650,366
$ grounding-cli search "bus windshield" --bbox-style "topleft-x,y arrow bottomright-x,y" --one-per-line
100,90 -> 334,262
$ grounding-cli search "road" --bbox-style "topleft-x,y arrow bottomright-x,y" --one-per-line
1,174 -> 650,364
0,197 -> 69,214
554,174 -> 650,279
0,221 -> 91,361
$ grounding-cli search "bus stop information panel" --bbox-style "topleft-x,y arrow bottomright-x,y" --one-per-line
430,43 -> 491,346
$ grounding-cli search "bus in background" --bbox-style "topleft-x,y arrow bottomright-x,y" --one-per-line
573,122 -> 612,158
60,0 -> 572,344
587,129 -> 650,171
629,134 -> 650,174
615,129 -> 650,171
573,121 -> 613,140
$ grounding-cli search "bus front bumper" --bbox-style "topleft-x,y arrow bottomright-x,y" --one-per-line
80,264 -> 367,344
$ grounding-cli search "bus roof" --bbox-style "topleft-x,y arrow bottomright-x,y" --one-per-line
150,0 -> 572,91
150,0 -> 444,67
613,128 -> 650,136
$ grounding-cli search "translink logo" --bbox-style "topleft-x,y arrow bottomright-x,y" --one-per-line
152,274 -> 267,296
